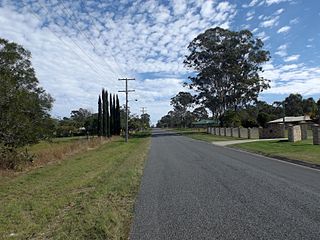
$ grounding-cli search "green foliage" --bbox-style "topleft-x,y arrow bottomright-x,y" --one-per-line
0,38 -> 54,148
169,92 -> 194,128
192,107 -> 208,121
220,110 -> 241,127
302,97 -> 317,118
283,93 -> 303,116
184,27 -> 270,117
0,38 -> 53,169
97,96 -> 102,136
257,112 -> 272,128
102,89 -> 107,136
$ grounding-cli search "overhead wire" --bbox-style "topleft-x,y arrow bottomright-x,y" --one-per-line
79,0 -> 128,78
25,1 -> 108,84
24,1 -> 107,113
58,0 -> 120,79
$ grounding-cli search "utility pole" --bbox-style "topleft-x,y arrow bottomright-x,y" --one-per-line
141,107 -> 147,130
118,78 -> 135,142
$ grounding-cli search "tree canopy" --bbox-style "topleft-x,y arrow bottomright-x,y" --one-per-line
0,38 -> 54,148
184,27 -> 270,118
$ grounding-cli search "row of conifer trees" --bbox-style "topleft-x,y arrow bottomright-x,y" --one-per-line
97,89 -> 121,137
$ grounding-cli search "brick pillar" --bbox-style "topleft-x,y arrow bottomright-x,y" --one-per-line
313,124 -> 320,145
300,122 -> 308,140
288,124 -> 302,142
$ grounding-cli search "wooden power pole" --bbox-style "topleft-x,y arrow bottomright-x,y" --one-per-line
118,78 -> 135,142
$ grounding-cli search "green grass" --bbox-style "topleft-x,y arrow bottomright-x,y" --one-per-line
0,135 -> 150,239
232,139 -> 320,165
26,136 -> 88,153
172,128 -> 244,142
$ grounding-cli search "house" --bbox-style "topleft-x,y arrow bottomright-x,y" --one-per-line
192,119 -> 219,128
267,115 -> 313,127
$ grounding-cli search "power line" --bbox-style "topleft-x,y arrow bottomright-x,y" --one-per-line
27,1 -> 108,83
58,0 -> 120,78
118,78 -> 135,143
141,107 -> 147,115
79,0 -> 127,78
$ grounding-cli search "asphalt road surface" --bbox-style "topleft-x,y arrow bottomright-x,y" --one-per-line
130,129 -> 320,240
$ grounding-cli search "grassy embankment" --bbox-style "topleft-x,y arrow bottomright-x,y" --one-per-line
232,139 -> 320,165
0,133 -> 150,239
172,128 -> 244,142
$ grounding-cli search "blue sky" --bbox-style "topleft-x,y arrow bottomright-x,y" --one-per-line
0,0 -> 319,123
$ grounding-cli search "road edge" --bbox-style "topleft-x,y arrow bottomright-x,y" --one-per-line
226,145 -> 320,171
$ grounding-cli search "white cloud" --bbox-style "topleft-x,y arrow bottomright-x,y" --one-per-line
277,26 -> 291,33
0,0 -> 238,123
274,8 -> 285,15
200,1 -> 215,18
275,44 -> 288,57
172,0 -> 187,15
284,54 -> 300,62
257,31 -> 270,41
265,0 -> 292,6
260,16 -> 280,28
290,18 -> 299,24
242,0 -> 259,8
263,63 -> 320,96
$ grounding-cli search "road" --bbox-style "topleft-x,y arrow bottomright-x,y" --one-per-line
130,129 -> 320,240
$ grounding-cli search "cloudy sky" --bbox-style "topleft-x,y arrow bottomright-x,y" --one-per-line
1,0 -> 320,123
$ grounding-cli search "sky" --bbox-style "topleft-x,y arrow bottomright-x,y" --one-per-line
0,0 -> 320,124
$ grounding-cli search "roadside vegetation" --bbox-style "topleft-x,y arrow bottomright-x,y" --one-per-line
156,28 -> 320,130
232,139 -> 320,165
0,133 -> 150,239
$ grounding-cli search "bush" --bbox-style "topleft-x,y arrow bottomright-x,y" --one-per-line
0,145 -> 33,170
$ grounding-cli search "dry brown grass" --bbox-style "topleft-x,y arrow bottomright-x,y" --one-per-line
0,136 -> 119,177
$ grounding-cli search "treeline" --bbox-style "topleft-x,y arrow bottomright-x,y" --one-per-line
157,27 -> 320,128
157,92 -> 320,128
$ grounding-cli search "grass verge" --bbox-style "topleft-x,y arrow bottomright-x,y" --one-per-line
231,139 -> 320,166
1,136 -> 109,176
171,128 -> 244,142
0,134 -> 150,239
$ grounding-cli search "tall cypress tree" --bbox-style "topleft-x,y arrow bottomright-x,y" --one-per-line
102,89 -> 107,137
113,95 -> 117,134
110,94 -> 114,135
97,95 -> 103,136
116,95 -> 121,135
106,90 -> 110,138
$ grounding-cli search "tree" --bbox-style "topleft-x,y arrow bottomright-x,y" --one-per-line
115,95 -> 121,135
70,108 -> 92,128
112,94 -> 116,134
110,94 -> 114,135
97,95 -> 102,136
141,113 -> 151,129
302,97 -> 317,118
283,93 -> 303,116
170,92 -> 194,128
106,91 -> 110,138
0,38 -> 54,147
102,89 -> 106,136
184,27 -> 270,118
192,107 -> 208,121
0,38 -> 54,168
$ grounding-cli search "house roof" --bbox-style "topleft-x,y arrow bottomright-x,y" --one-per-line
192,119 -> 219,125
268,115 -> 311,124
